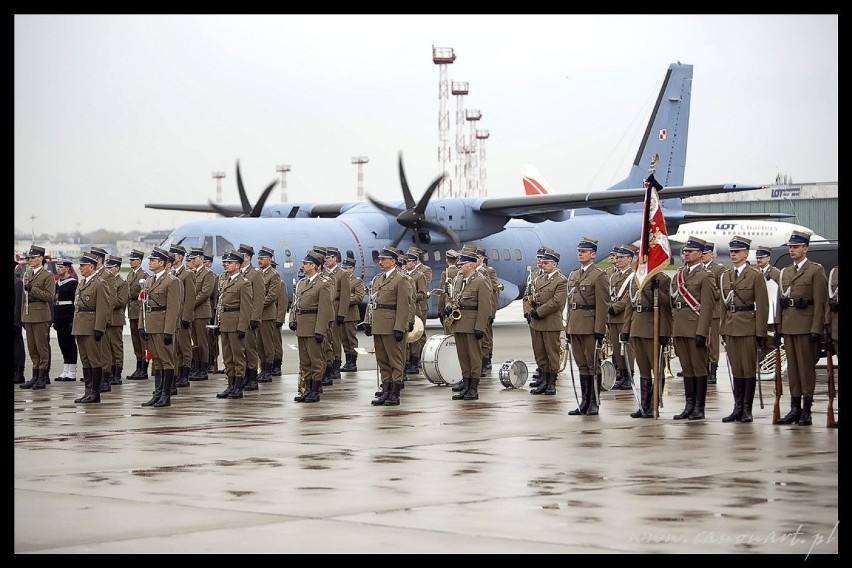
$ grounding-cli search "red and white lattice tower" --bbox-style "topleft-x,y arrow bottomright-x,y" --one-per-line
211,171 -> 225,204
432,46 -> 456,197
451,81 -> 469,197
465,109 -> 481,197
351,156 -> 369,201
476,129 -> 489,197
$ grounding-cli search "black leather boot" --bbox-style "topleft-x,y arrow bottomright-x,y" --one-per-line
228,375 -> 245,399
688,376 -> 707,420
569,375 -> 591,415
127,360 -> 143,379
271,359 -> 282,376
304,378 -> 322,403
383,382 -> 401,406
372,382 -> 392,405
321,363 -> 333,386
256,362 -> 272,383
631,378 -> 652,418
20,369 -> 39,389
139,361 -> 150,379
218,376 -> 236,399
674,377 -> 696,420
722,378 -> 744,422
545,372 -> 557,395
191,361 -> 209,381
32,368 -> 49,390
174,366 -> 191,388
463,377 -> 480,400
14,365 -> 25,384
99,367 -> 112,392
154,369 -> 173,407
587,375 -> 600,415
340,353 -> 355,372
797,396 -> 813,426
142,371 -> 164,406
452,378 -> 471,400
707,362 -> 718,385
295,379 -> 314,402
188,358 -> 200,379
75,368 -> 93,404
242,368 -> 259,391
480,357 -> 490,377
331,358 -> 342,380
110,365 -> 123,385
741,378 -> 757,422
408,356 -> 420,376
80,367 -> 102,403
773,396 -> 802,424
530,370 -> 548,395
612,368 -> 627,390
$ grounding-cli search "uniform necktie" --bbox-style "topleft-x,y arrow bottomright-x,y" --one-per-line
793,265 -> 799,274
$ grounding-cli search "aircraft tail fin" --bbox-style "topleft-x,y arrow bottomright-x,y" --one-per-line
521,164 -> 554,195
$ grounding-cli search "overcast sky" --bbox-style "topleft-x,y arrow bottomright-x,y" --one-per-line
14,14 -> 837,235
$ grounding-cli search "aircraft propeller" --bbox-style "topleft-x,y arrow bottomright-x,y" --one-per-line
208,160 -> 278,218
367,153 -> 459,248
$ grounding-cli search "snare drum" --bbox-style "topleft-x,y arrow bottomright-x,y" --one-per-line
499,359 -> 528,389
599,360 -> 617,391
421,334 -> 462,385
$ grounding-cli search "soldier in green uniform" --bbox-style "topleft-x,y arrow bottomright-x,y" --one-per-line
526,247 -> 567,396
20,245 -> 56,390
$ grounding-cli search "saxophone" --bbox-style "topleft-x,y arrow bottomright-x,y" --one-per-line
523,265 -> 537,308
446,275 -> 461,326
362,282 -> 377,328
207,276 -> 225,330
139,278 -> 148,333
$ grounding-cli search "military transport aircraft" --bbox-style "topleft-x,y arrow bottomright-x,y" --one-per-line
146,62 -> 767,318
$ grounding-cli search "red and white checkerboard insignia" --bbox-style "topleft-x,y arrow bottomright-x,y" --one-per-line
658,129 -> 667,140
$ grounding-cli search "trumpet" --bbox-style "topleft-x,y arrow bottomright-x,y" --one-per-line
661,341 -> 674,380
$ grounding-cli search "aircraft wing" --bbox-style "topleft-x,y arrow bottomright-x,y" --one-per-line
144,202 -> 245,215
477,183 -> 765,218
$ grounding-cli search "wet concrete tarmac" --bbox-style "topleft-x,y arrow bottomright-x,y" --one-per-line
14,303 -> 839,554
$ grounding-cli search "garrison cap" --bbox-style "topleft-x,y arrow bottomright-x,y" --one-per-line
56,257 -> 74,267
682,236 -> 707,252
169,244 -> 186,257
446,249 -> 459,259
786,230 -> 811,246
79,254 -> 98,266
258,246 -> 274,259
222,250 -> 243,263
755,245 -> 772,258
577,237 -> 598,251
128,249 -> 145,261
728,236 -> 752,251
541,249 -> 560,263
25,245 -> 46,258
149,247 -> 170,262
377,247 -> 400,261
106,255 -> 122,268
237,243 -> 254,256
186,247 -> 205,259
303,250 -> 324,267
89,247 -> 108,260
702,241 -> 716,254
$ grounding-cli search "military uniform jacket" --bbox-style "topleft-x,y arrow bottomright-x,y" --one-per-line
565,265 -> 608,336
437,265 -> 459,316
72,274 -> 112,336
275,278 -> 289,325
293,273 -> 334,338
144,272 -> 182,335
54,275 -> 78,322
126,267 -> 150,321
412,263 -> 431,313
327,266 -> 351,321
369,269 -> 412,335
530,269 -> 567,332
719,265 -> 769,338
109,272 -> 128,327
345,273 -> 367,322
21,265 -> 56,324
407,268 -> 428,316
622,273 -> 673,339
478,265 -> 499,317
242,265 -> 264,322
827,267 -> 838,341
607,268 -> 634,326
218,273 -> 253,333
173,265 -> 196,324
776,260 -> 827,335
260,267 -> 283,321
450,271 -> 493,333
761,265 -> 781,285
670,265 -> 714,338
193,266 -> 215,320
705,261 -> 725,319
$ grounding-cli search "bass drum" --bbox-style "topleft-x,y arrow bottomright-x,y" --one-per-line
421,334 -> 462,385
499,359 -> 528,389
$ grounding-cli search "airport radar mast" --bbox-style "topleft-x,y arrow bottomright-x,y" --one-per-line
476,129 -> 490,197
351,156 -> 369,201
433,46 -> 455,198
276,164 -> 291,202
212,171 -> 225,204
465,109 -> 481,197
451,81 -> 469,198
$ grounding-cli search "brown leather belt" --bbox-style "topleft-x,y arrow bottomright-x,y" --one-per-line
375,304 -> 397,310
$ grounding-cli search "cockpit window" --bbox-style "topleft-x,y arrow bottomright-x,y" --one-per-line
216,236 -> 235,256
